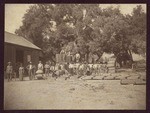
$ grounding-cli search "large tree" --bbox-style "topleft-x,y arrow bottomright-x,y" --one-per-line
126,5 -> 146,55
15,4 -> 146,66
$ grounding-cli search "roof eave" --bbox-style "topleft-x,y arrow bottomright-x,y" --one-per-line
5,42 -> 42,51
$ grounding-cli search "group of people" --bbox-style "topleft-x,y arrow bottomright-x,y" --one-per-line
5,61 -> 52,81
5,58 -> 110,81
55,61 -> 109,77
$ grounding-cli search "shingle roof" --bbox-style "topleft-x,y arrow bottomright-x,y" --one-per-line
5,31 -> 41,50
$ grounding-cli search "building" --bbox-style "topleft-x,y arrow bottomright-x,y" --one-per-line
4,31 -> 43,72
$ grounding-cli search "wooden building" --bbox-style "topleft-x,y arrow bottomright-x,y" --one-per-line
4,31 -> 43,71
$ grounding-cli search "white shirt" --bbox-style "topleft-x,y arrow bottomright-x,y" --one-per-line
69,64 -> 74,68
93,64 -> 98,69
38,63 -> 43,70
79,64 -> 84,70
76,53 -> 80,59
29,65 -> 32,69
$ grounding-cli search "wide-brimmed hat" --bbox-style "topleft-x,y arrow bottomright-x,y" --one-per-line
8,62 -> 11,64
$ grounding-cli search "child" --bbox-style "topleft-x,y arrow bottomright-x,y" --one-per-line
6,62 -> 13,82
19,63 -> 24,81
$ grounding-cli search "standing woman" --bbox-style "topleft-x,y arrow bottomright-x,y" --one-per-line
6,62 -> 13,82
19,63 -> 24,81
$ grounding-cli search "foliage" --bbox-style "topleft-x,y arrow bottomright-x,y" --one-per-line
15,4 -> 146,64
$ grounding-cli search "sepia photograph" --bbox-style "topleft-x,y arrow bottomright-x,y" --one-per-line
4,4 -> 146,110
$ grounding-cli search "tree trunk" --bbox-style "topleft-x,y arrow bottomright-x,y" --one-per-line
128,49 -> 133,62
115,53 -> 121,68
96,52 -> 103,62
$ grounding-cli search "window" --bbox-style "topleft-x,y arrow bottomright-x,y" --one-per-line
27,55 -> 31,62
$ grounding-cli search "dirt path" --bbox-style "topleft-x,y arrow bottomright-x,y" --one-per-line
4,77 -> 146,110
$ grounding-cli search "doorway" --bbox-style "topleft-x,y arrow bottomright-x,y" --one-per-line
16,49 -> 24,77
16,49 -> 24,65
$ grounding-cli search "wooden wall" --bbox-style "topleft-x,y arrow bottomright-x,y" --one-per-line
4,44 -> 16,70
4,43 -> 42,71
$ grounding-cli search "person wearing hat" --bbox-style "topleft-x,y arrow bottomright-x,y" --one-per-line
6,62 -> 13,81
26,61 -> 34,80
44,61 -> 50,77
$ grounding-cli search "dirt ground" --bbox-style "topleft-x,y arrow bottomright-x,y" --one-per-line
4,74 -> 146,110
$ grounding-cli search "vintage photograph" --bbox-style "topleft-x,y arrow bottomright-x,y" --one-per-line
4,4 -> 146,110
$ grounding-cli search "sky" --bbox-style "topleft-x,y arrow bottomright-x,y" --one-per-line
5,4 -> 146,34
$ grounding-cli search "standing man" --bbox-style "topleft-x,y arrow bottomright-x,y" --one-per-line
36,61 -> 44,78
26,62 -> 33,80
32,64 -> 36,79
6,62 -> 13,82
75,52 -> 80,63
44,62 -> 50,77
60,50 -> 66,62
38,61 -> 43,72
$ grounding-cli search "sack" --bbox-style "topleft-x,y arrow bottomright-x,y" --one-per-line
36,74 -> 43,79
36,70 -> 43,74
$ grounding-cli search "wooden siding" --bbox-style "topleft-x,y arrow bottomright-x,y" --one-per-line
4,43 -> 42,71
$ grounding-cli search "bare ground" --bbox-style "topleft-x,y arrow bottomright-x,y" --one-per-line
4,75 -> 146,110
